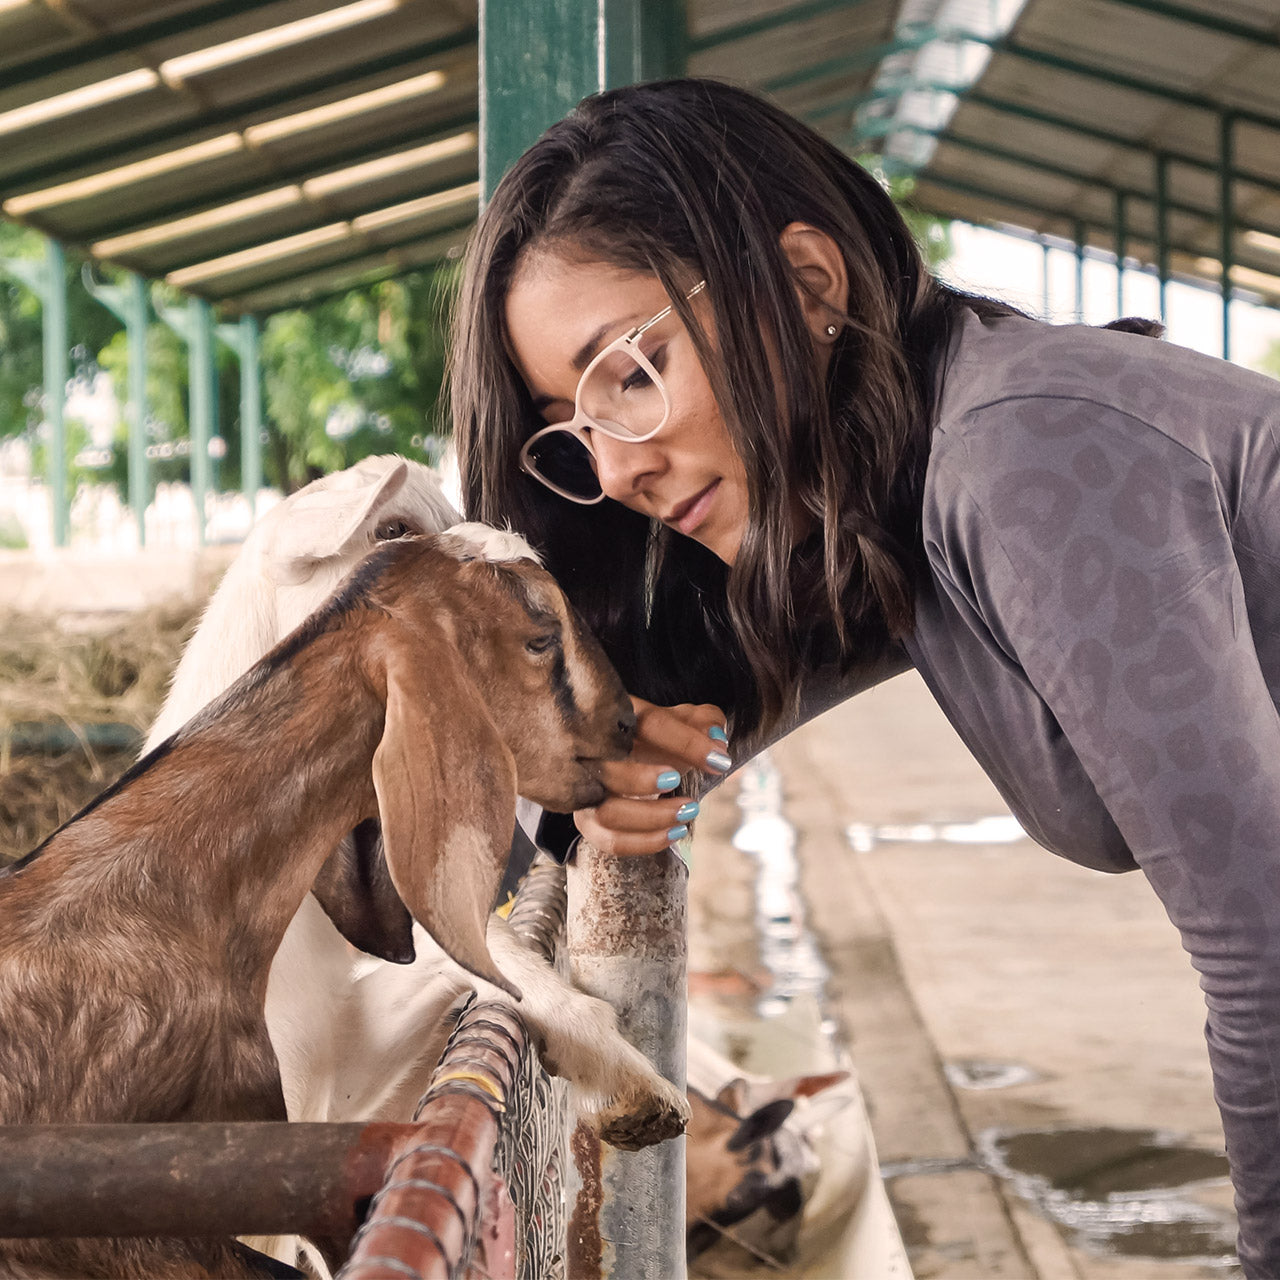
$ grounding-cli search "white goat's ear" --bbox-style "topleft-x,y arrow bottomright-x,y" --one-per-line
266,458 -> 408,582
371,627 -> 521,998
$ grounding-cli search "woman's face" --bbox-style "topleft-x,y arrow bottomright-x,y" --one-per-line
503,252 -> 750,565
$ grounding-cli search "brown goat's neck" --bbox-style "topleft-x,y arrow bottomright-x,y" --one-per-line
25,619 -> 383,980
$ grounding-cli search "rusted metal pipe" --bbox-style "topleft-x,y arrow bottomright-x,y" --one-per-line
339,1003 -> 527,1280
0,1121 -> 405,1240
565,844 -> 688,1280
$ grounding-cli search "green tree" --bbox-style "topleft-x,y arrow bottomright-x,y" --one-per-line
260,264 -> 457,493
0,221 -> 124,443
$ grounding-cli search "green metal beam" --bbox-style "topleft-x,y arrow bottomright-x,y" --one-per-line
153,174 -> 480,276
862,124 -> 1256,235
43,238 -> 68,548
1114,190 -> 1127,315
205,218 -> 477,308
1000,39 -> 1280,135
764,26 -> 984,95
126,274 -> 150,547
1155,151 -> 1170,322
1220,113 -> 1234,361
2,29 -> 477,194
910,170 -> 1255,284
1074,219 -> 1086,322
688,0 -> 870,53
851,88 -> 1280,204
479,0 -> 684,200
1099,0 -> 1280,49
83,112 -> 479,242
808,33 -> 1280,137
187,297 -> 214,547
2,1 -> 285,90
238,315 -> 262,513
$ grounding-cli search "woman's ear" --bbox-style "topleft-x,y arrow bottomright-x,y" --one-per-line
778,221 -> 849,345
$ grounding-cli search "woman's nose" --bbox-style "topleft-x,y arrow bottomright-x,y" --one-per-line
592,432 -> 662,502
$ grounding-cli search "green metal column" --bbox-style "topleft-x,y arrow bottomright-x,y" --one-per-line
478,5 -> 689,1278
43,239 -> 69,548
1220,112 -> 1235,361
188,296 -> 214,547
479,0 -> 685,199
1155,151 -> 1170,325
1074,220 -> 1086,323
1113,190 -> 1127,317
1040,236 -> 1051,319
239,314 -> 263,519
127,274 -> 150,547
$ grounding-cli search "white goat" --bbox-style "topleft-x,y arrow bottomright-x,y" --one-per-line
1,524 -> 684,1278
145,456 -> 687,1140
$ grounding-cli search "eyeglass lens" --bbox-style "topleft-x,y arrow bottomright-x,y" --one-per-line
526,348 -> 667,499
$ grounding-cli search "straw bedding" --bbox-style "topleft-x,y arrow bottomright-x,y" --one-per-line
0,603 -> 199,865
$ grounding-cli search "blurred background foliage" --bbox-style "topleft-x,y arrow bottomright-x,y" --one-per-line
1,218 -> 458,497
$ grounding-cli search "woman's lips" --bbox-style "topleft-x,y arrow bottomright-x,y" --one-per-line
669,481 -> 719,536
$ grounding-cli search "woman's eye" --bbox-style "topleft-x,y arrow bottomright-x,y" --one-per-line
375,519 -> 413,540
526,634 -> 559,655
622,364 -> 653,393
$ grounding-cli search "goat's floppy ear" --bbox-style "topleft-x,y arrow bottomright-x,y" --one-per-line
371,626 -> 521,998
311,818 -> 416,964
266,458 -> 408,582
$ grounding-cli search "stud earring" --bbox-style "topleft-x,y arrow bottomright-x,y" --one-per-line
824,323 -> 839,337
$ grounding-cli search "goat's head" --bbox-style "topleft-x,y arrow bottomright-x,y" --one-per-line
427,523 -> 636,811
336,529 -> 633,996
262,455 -> 461,638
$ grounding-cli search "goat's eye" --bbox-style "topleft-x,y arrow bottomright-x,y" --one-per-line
526,634 -> 558,655
375,519 -> 413,540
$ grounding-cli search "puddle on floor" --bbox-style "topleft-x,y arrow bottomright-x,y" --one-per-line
944,1058 -> 1042,1091
732,751 -> 834,1023
846,813 -> 1027,852
977,1126 -> 1237,1266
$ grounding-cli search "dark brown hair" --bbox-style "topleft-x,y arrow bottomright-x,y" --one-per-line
452,77 -> 1006,738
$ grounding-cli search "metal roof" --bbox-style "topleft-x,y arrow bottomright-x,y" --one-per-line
0,0 -> 902,315
3,0 -> 1277,313
857,0 -> 1280,306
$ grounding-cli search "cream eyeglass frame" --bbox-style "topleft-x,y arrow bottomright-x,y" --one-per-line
518,279 -> 708,504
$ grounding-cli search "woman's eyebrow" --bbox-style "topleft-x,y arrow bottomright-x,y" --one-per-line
571,312 -> 646,372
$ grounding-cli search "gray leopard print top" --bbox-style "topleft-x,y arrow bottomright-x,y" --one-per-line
790,307 -> 1280,1275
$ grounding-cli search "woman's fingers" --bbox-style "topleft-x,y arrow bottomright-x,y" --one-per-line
572,698 -> 728,857
575,803 -> 696,857
628,698 -> 732,776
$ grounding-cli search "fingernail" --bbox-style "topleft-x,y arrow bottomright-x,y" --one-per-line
676,801 -> 700,822
656,769 -> 681,792
705,750 -> 732,773
708,725 -> 728,744
667,824 -> 689,842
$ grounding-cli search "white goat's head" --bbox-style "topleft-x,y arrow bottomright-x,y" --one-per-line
261,454 -> 461,638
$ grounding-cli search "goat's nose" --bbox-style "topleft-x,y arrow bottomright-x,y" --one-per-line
616,701 -> 637,748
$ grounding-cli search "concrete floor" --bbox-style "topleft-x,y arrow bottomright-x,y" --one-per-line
689,670 -> 1241,1280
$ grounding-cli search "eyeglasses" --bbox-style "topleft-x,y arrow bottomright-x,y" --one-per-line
519,280 -> 707,503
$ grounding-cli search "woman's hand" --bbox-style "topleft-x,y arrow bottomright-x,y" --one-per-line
574,697 -> 732,856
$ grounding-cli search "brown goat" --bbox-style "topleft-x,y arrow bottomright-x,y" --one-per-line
0,528 -> 640,1279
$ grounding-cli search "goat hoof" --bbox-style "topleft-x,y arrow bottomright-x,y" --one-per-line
598,1091 -> 690,1151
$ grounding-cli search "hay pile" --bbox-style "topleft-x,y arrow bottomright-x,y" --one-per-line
0,603 -> 201,865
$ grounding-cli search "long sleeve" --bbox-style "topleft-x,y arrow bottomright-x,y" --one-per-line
925,391 -> 1280,1276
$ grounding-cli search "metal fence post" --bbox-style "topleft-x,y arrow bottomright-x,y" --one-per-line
565,846 -> 687,1280
43,238 -> 68,547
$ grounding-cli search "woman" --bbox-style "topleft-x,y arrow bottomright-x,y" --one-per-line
452,78 -> 1280,1275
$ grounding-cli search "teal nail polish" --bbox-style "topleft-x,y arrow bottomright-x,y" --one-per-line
656,769 -> 681,792
708,725 -> 728,744
705,750 -> 732,773
676,801 -> 700,822
667,824 -> 689,842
